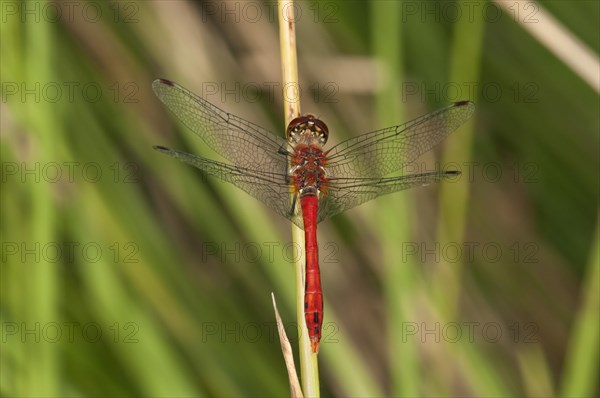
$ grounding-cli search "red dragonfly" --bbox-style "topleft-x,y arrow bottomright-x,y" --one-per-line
153,78 -> 475,353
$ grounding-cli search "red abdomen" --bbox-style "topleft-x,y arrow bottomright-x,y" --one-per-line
301,195 -> 323,353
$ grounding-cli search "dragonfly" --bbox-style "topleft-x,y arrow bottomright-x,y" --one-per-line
152,78 -> 475,353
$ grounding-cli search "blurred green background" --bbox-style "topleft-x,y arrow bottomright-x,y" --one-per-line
2,0 -> 598,396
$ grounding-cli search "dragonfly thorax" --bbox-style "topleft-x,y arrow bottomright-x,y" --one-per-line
286,114 -> 329,146
289,145 -> 328,198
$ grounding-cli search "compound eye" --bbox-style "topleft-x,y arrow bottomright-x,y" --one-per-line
313,119 -> 329,144
286,115 -> 329,144
286,116 -> 309,140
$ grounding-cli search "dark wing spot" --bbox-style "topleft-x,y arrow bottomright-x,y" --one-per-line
158,78 -> 175,86
454,100 -> 471,106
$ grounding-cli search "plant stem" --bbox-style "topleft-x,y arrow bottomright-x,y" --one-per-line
277,0 -> 320,396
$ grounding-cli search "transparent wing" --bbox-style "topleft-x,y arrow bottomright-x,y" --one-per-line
154,146 -> 304,228
325,101 -> 475,179
153,79 -> 290,172
153,80 -> 473,226
317,171 -> 459,223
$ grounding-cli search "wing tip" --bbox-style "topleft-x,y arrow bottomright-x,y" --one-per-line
152,79 -> 176,96
451,100 -> 476,119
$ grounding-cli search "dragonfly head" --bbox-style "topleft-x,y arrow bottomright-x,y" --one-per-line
286,114 -> 329,146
